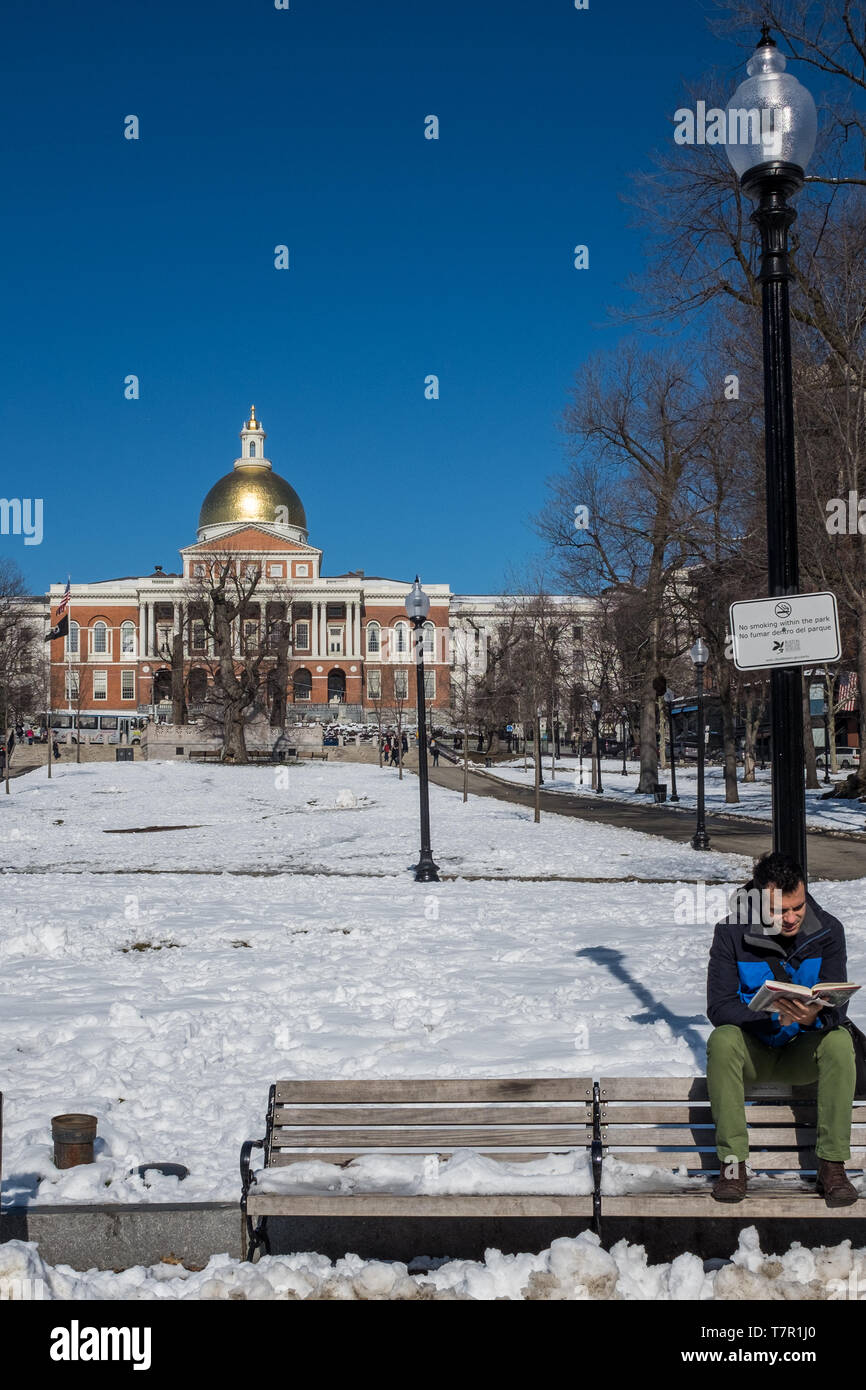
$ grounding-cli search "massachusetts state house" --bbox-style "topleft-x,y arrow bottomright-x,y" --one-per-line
44,409 -> 526,738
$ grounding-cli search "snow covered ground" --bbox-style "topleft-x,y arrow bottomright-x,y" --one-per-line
491,757 -> 866,833
3,1224 -> 866,1300
1,757 -> 865,1296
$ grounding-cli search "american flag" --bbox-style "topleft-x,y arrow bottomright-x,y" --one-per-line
837,672 -> 858,713
56,578 -> 71,617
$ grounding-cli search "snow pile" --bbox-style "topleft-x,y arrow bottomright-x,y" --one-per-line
3,1227 -> 866,1300
255,1148 -> 593,1196
334,788 -> 358,809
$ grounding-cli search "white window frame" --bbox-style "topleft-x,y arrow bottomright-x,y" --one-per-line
295,563 -> 310,577
422,621 -> 435,657
92,670 -> 108,701
66,620 -> 80,656
121,621 -> 136,655
65,669 -> 80,701
268,563 -> 284,578
366,622 -> 380,655
394,668 -> 408,700
92,621 -> 108,655
328,625 -> 343,655
395,621 -> 409,656
424,669 -> 436,700
121,669 -> 136,701
366,668 -> 382,699
294,620 -> 310,650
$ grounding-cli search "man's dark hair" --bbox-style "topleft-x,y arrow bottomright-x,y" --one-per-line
751,851 -> 805,895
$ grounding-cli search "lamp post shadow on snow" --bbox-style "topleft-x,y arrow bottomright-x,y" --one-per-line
576,946 -> 708,1071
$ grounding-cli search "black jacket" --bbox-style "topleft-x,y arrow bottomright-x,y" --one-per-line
707,893 -> 849,1048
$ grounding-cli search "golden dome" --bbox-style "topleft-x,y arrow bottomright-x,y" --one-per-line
198,467 -> 307,533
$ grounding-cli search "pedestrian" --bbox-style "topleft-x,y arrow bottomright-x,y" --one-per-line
0,745 -> 5,774
53,738 -> 61,760
26,726 -> 33,746
430,738 -> 440,767
706,850 -> 858,1206
7,729 -> 15,757
401,732 -> 408,755
390,741 -> 400,767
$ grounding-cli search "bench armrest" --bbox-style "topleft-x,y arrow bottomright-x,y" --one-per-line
240,1138 -> 265,1201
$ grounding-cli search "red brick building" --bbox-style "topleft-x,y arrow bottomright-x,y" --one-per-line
47,409 -> 453,735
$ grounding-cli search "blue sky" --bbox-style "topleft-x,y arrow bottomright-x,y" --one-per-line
1,0 -> 755,594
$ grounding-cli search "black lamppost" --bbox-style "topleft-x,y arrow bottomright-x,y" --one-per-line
724,27 -> 816,873
822,691 -> 831,785
592,699 -> 603,795
664,689 -> 679,802
620,706 -> 628,776
406,577 -> 439,882
690,638 -> 710,851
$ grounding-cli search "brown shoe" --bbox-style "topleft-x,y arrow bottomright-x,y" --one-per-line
816,1159 -> 859,1208
712,1159 -> 747,1202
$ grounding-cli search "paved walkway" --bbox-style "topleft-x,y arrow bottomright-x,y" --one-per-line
427,763 -> 865,882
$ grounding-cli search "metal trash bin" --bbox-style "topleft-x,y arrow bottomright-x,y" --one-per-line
115,748 -> 134,762
52,1113 -> 98,1168
654,783 -> 667,803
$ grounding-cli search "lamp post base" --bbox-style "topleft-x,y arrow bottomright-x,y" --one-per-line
414,855 -> 440,883
691,830 -> 711,851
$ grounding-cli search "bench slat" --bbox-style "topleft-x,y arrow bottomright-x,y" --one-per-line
246,1194 -> 594,1217
601,1194 -> 863,1217
598,1077 -> 818,1101
602,1149 -> 865,1169
270,1126 -> 593,1149
601,1126 -> 827,1146
600,1105 -> 826,1124
274,1104 -> 593,1127
266,1149 -> 589,1166
273,1079 -> 592,1104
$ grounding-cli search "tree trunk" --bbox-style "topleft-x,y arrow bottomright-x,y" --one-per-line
716,658 -> 739,803
269,626 -> 290,729
171,630 -> 187,727
802,676 -> 820,791
636,673 -> 659,793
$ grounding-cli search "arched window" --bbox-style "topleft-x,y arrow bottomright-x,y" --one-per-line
66,620 -> 79,656
293,668 -> 312,702
249,441 -> 256,457
366,622 -> 380,655
394,621 -> 408,656
121,621 -> 135,655
92,621 -> 108,654
422,621 -> 435,657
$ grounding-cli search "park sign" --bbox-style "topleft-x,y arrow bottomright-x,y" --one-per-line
729,592 -> 841,671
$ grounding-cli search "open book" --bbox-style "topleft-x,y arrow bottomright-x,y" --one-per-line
748,980 -> 860,1012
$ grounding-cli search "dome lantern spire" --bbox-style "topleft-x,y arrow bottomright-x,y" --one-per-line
238,404 -> 268,468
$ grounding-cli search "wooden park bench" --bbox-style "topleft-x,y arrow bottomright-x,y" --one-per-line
309,751 -> 329,761
240,1075 -> 865,1258
240,1078 -> 594,1260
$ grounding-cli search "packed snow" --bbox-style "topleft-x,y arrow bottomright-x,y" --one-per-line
1,759 -> 864,1283
3,1226 -> 866,1300
491,758 -> 866,834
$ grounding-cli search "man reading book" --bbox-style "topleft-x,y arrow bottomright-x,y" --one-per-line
706,851 -> 858,1206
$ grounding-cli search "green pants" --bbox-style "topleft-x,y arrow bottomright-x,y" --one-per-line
706,1024 -> 855,1163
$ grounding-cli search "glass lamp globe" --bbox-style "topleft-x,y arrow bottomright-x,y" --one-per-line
405,575 -> 430,622
724,30 -> 816,180
689,638 -> 709,667
592,699 -> 600,714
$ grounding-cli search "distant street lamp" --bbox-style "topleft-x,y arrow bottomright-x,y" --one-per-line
620,706 -> 628,776
689,639 -> 711,851
724,25 -> 816,873
664,689 -> 679,802
592,699 -> 603,795
405,577 -> 439,882
822,694 -> 831,785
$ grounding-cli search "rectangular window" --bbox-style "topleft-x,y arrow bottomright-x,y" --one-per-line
295,563 -> 310,577
424,669 -> 435,700
121,670 -> 135,701
328,626 -> 343,654
193,563 -> 205,577
268,563 -> 284,578
367,669 -> 381,699
572,624 -> 583,641
66,625 -> 79,656
295,621 -> 310,649
192,620 -> 206,652
394,669 -> 408,700
93,626 -> 108,654
65,670 -> 80,701
93,670 -> 108,701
